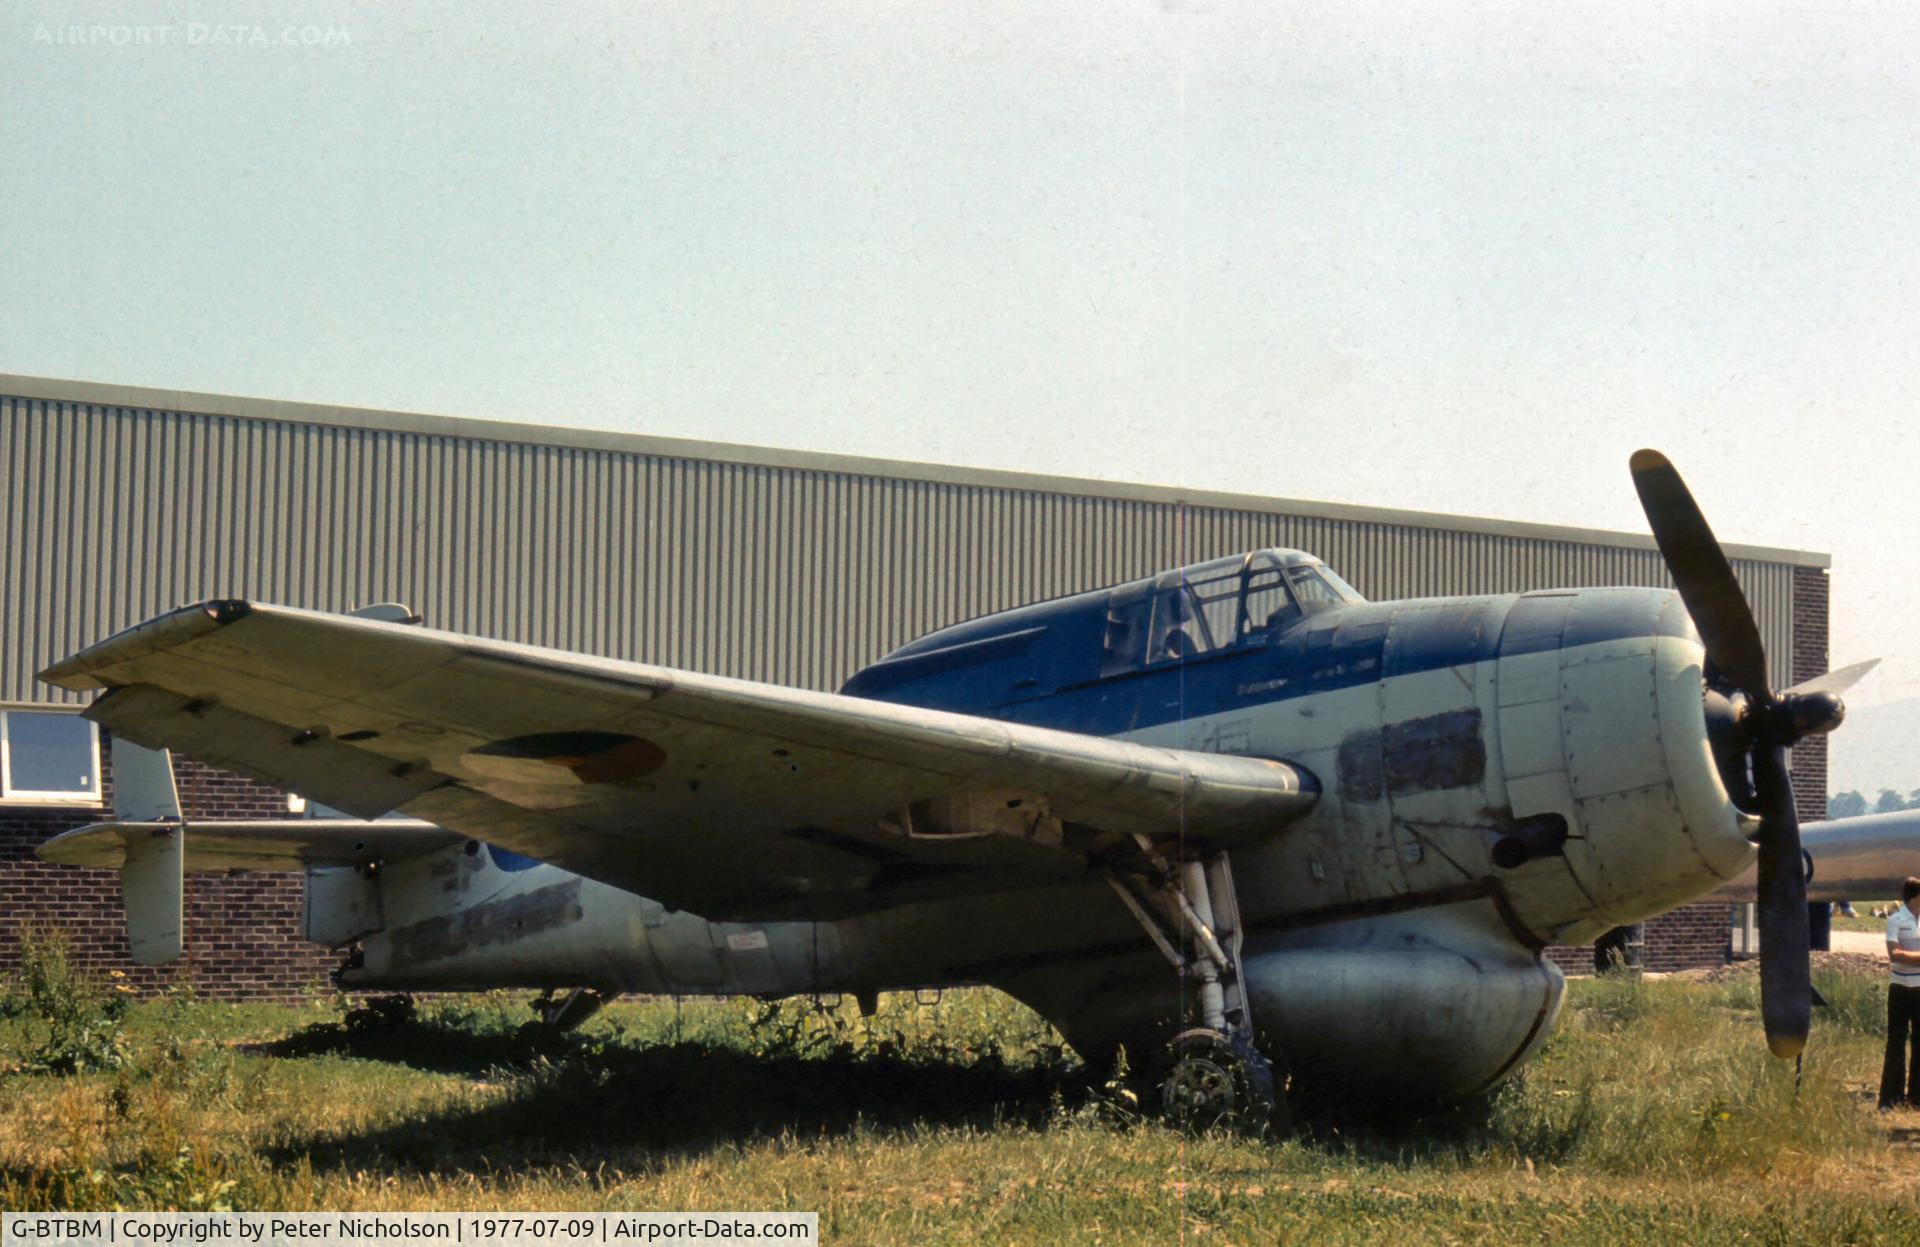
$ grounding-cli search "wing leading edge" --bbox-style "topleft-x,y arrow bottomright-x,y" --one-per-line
42,601 -> 1319,920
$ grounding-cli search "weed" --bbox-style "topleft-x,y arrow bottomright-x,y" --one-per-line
5,1148 -> 278,1212
1481,1070 -> 1598,1164
341,994 -> 418,1035
1,975 -> 1915,1238
1566,971 -> 1654,1030
1812,969 -> 1887,1038
2,925 -> 131,1074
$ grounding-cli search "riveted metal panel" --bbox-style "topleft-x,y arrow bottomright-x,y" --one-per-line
0,389 -> 1813,709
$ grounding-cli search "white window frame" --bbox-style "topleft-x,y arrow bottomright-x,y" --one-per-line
0,705 -> 104,806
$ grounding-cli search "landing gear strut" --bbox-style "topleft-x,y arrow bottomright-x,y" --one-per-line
1106,844 -> 1281,1128
531,987 -> 609,1031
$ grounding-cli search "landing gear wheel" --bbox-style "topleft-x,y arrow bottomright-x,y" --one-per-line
1159,1028 -> 1280,1131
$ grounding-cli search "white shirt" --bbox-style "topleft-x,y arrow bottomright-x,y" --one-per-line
1888,905 -> 1920,986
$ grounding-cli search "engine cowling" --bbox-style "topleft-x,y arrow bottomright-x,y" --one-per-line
1490,588 -> 1756,945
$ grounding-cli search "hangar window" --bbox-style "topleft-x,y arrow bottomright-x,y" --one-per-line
0,709 -> 101,804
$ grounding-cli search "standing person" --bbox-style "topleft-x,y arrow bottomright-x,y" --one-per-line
1881,877 -> 1920,1111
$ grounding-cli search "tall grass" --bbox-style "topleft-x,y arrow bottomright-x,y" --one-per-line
1470,973 -> 1879,1174
0,925 -> 134,1074
2,950 -> 1914,1240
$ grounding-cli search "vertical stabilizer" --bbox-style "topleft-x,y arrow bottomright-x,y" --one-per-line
113,740 -> 184,965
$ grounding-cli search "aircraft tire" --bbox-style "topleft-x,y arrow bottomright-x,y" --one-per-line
1159,1028 -> 1286,1133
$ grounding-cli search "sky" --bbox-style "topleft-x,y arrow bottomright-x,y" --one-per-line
3,1 -> 1918,786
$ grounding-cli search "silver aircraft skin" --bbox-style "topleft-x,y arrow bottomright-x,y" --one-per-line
33,458 -> 1897,1112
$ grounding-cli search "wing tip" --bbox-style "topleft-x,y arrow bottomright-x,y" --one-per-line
36,658 -> 99,692
38,600 -> 253,692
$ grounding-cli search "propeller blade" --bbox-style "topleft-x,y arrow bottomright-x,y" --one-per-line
1782,658 -> 1881,699
1629,450 -> 1772,699
1752,743 -> 1812,1058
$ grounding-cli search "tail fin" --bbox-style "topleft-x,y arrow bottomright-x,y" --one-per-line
112,739 -> 184,965
114,737 -> 181,820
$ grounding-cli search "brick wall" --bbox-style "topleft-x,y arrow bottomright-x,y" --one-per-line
1790,566 -> 1830,824
1544,903 -> 1734,975
0,744 -> 337,999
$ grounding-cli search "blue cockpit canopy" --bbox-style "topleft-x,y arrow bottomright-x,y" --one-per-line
840,548 -> 1362,715
1099,549 -> 1362,673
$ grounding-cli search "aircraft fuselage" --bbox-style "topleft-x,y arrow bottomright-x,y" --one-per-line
338,550 -> 1757,1102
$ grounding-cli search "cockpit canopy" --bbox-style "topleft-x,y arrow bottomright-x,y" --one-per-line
841,548 -> 1363,717
1101,550 -> 1362,675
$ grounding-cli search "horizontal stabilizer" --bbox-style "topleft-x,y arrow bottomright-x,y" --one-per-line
38,818 -> 462,873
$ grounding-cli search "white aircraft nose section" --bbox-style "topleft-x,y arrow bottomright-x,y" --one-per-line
1493,589 -> 1753,940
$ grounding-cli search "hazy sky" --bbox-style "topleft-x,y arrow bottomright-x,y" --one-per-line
4,3 -> 1918,773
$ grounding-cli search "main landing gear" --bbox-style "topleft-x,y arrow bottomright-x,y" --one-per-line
1106,845 -> 1281,1128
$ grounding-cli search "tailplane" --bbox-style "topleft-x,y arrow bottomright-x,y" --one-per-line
38,741 -> 457,965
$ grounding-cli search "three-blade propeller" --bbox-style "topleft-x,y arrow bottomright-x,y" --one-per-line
1629,450 -> 1874,1059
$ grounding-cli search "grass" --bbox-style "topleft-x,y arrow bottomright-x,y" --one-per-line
4,951 -> 1920,1242
1834,901 -> 1899,934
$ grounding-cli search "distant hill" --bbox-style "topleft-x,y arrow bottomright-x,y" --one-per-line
1826,697 -> 1920,798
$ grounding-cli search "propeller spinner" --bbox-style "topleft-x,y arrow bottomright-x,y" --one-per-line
1630,450 -> 1875,1059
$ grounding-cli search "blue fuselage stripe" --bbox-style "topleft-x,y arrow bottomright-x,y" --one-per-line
843,589 -> 1684,735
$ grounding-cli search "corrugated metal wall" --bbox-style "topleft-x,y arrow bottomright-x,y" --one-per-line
2,393 -> 1804,705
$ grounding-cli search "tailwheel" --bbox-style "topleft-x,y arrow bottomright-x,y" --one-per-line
530,987 -> 609,1032
1159,1028 -> 1281,1131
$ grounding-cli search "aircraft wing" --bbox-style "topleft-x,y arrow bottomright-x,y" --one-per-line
1714,810 -> 1920,903
41,602 -> 1318,920
37,818 -> 460,872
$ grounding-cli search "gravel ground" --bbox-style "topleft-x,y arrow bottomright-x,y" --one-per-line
1669,951 -> 1888,984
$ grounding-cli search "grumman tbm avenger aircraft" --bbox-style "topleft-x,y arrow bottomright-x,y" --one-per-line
31,452 -> 1892,1120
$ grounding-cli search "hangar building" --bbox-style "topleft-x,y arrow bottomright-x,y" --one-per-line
0,374 -> 1831,992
